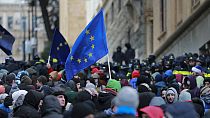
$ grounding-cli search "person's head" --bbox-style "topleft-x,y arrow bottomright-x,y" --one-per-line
21,75 -> 32,85
166,87 -> 178,104
117,46 -> 121,52
5,73 -> 16,85
115,86 -> 139,115
49,71 -> 59,81
52,91 -> 67,108
36,75 -> 48,87
71,101 -> 95,118
125,43 -> 131,49
189,57 -> 196,67
204,78 -> 210,87
160,87 -> 167,100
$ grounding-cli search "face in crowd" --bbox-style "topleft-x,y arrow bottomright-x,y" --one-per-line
56,95 -> 66,107
166,93 -> 175,104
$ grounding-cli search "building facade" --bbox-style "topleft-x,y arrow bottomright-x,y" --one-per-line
0,1 -> 47,62
59,0 -> 86,47
153,0 -> 210,58
90,0 -> 153,62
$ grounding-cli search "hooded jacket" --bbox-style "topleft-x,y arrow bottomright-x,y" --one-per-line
41,95 -> 63,118
13,90 -> 44,118
166,87 -> 178,104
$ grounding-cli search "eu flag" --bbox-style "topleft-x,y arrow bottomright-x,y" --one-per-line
0,25 -> 15,55
50,28 -> 70,64
65,9 -> 108,81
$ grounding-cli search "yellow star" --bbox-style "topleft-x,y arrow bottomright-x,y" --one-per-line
84,58 -> 88,63
59,43 -> 63,47
88,53 -> 93,57
77,59 -> 81,63
85,29 -> 90,35
70,56 -> 74,60
57,47 -> 60,50
90,36 -> 94,41
91,44 -> 95,49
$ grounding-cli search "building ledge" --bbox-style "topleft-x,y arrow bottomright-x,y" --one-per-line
154,0 -> 210,57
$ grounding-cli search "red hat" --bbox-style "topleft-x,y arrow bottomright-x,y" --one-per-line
140,106 -> 164,118
91,68 -> 99,74
132,70 -> 140,78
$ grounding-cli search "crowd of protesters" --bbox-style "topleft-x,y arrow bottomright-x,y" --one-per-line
0,50 -> 210,118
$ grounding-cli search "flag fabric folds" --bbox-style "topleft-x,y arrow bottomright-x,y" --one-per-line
65,9 -> 108,81
50,28 -> 70,64
0,25 -> 15,55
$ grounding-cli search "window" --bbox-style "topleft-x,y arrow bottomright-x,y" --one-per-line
118,0 -> 121,13
160,0 -> 166,32
21,16 -> 27,31
7,16 -> 13,30
0,17 -> 2,25
111,2 -> 114,23
176,0 -> 182,26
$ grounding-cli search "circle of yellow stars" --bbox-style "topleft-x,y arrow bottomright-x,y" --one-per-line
70,29 -> 95,64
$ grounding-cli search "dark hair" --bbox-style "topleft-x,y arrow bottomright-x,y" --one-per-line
37,75 -> 48,85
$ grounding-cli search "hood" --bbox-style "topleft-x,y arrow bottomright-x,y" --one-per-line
188,76 -> 197,89
165,102 -> 198,118
179,90 -> 191,102
138,92 -> 155,109
149,97 -> 166,106
155,81 -> 166,88
166,87 -> 178,104
65,80 -> 76,91
23,90 -> 44,110
41,95 -> 62,115
196,76 -> 204,88
140,106 -> 164,118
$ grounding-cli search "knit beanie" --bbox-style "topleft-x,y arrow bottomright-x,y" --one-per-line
115,86 -> 139,109
149,97 -> 166,106
91,67 -> 99,74
25,68 -> 37,77
21,75 -> 32,85
106,79 -> 121,92
132,70 -> 140,78
192,65 -> 203,74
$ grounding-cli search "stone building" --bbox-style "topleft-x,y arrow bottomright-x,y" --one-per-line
0,1 -> 47,62
89,0 -> 153,61
153,0 -> 210,58
59,0 -> 86,47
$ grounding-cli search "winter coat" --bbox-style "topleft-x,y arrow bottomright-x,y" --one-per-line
96,91 -> 115,111
41,95 -> 63,118
111,114 -> 136,118
13,90 -> 44,118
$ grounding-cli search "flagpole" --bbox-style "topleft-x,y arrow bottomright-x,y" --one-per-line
47,56 -> 50,64
107,54 -> 112,80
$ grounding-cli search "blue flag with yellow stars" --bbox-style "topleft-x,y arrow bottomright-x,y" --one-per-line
50,28 -> 70,64
0,25 -> 15,55
65,9 -> 108,81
